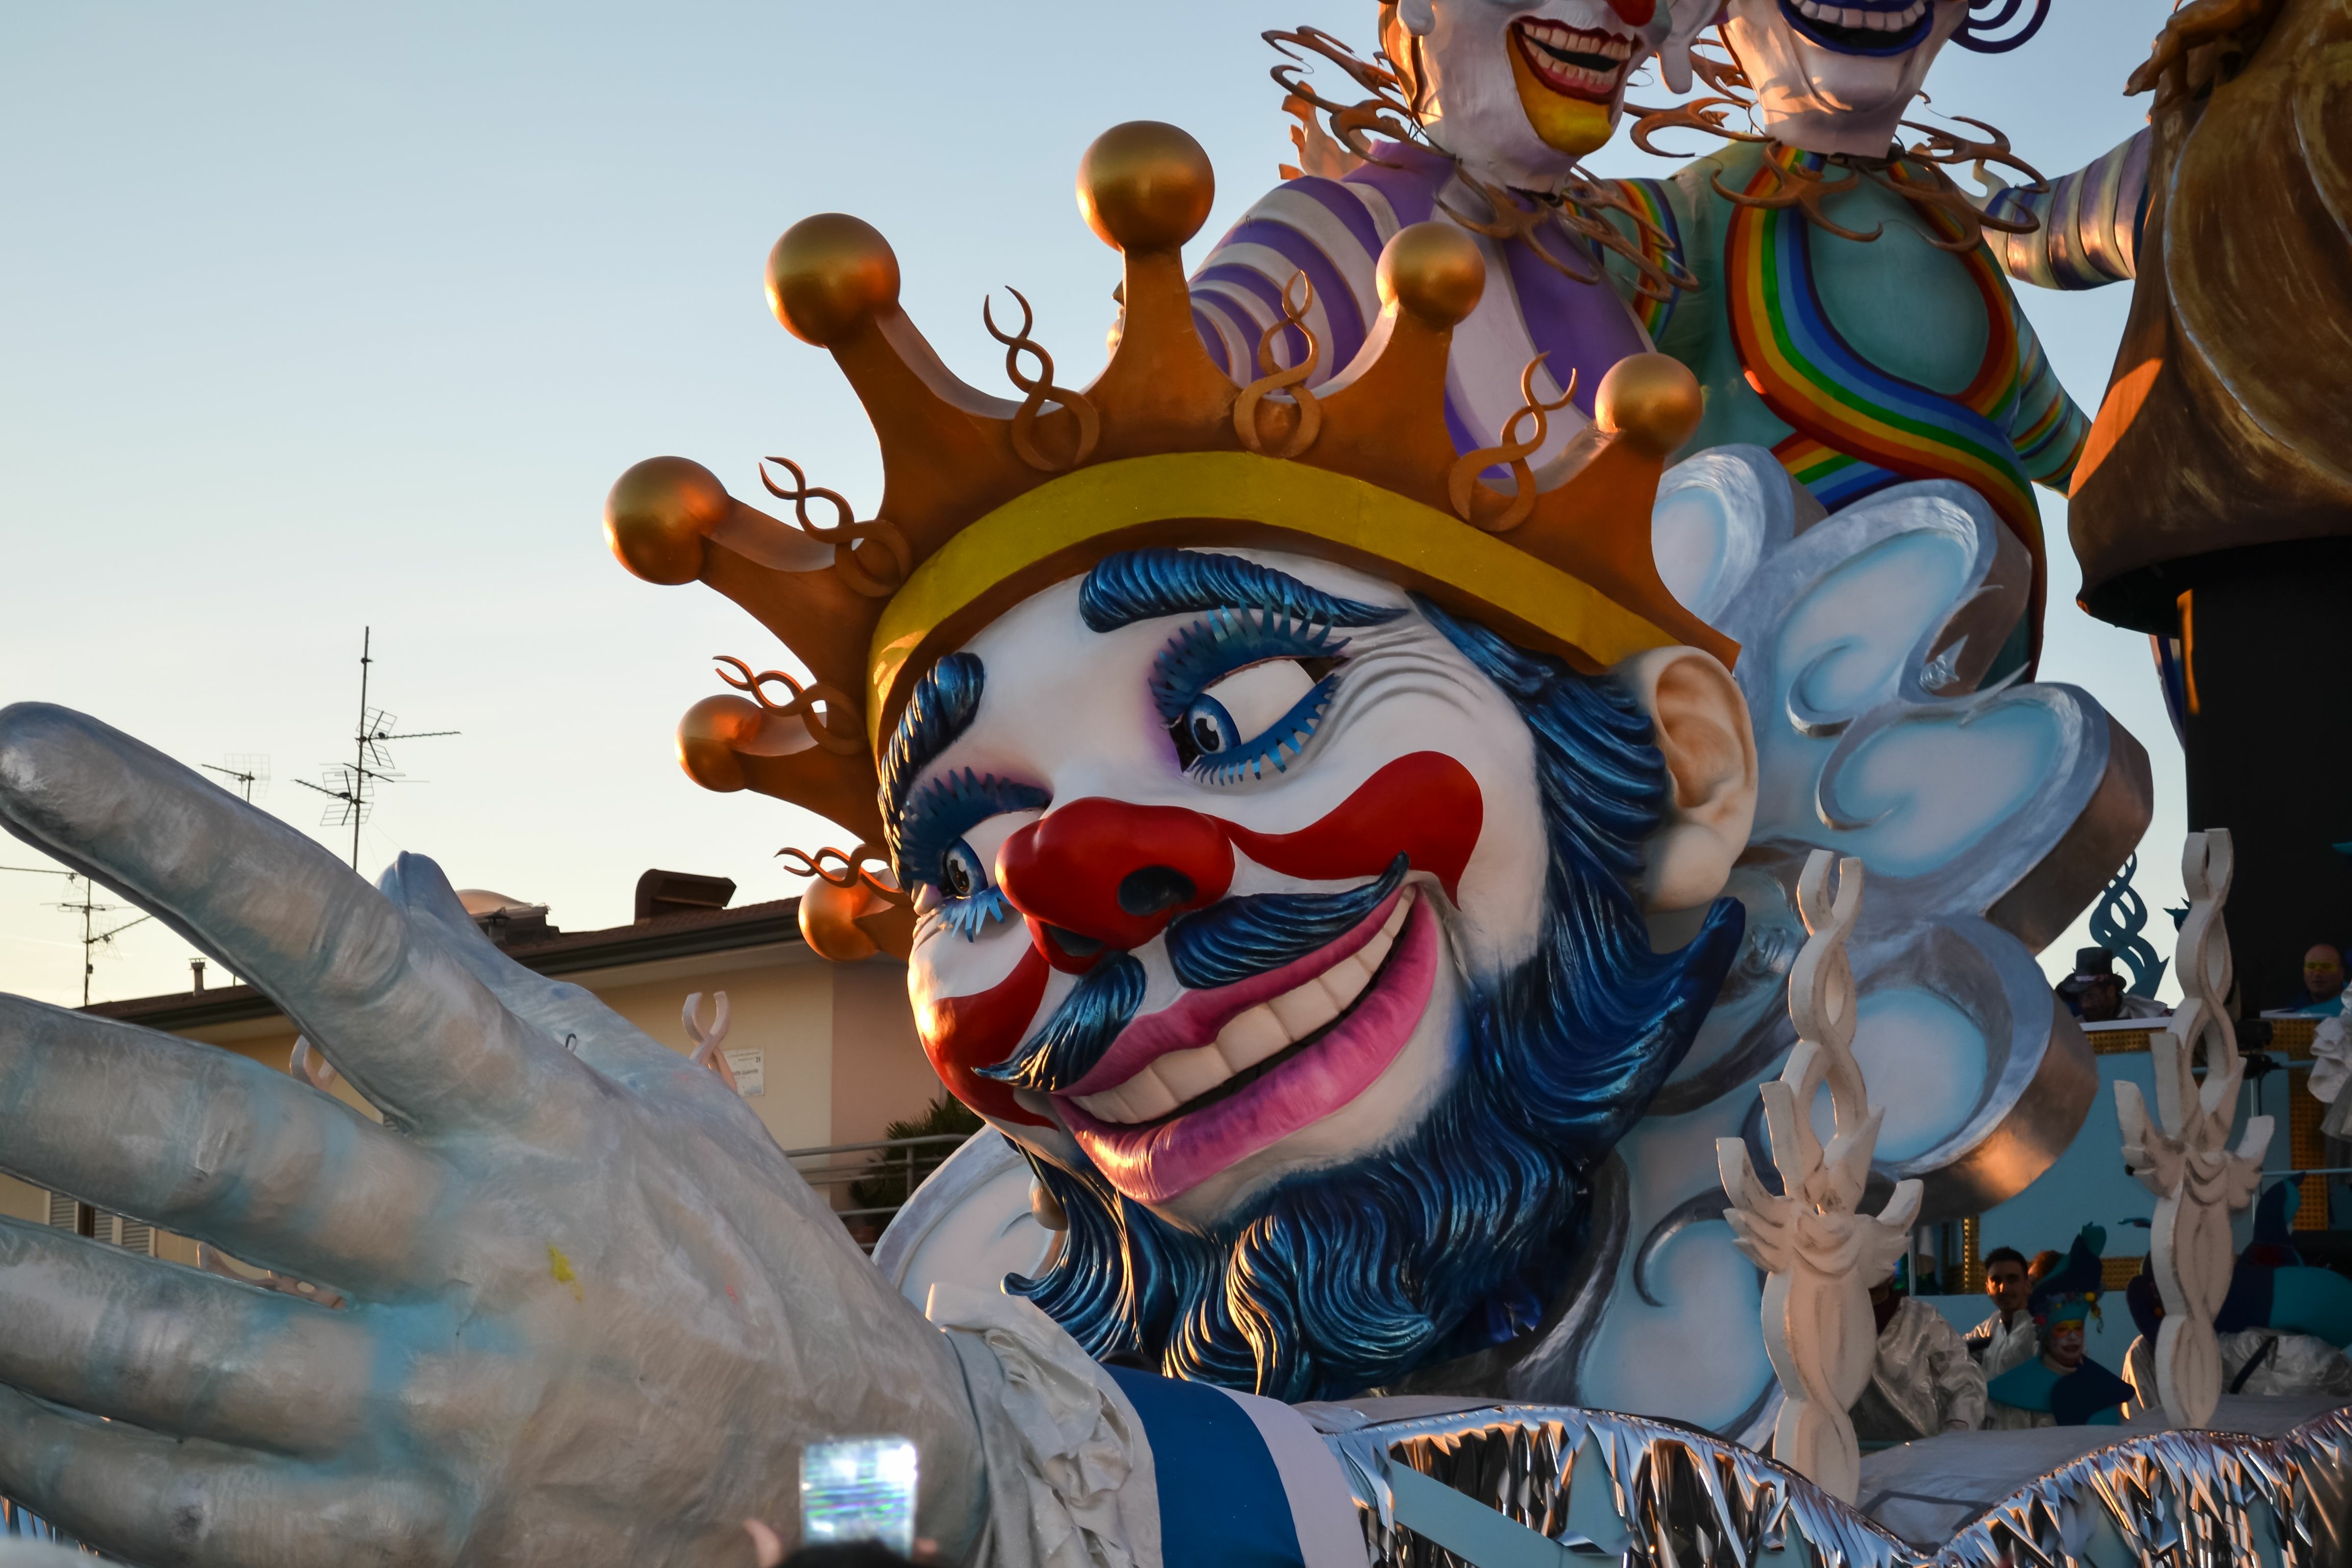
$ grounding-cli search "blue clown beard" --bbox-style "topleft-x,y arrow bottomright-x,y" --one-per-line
1010,599 -> 1745,1402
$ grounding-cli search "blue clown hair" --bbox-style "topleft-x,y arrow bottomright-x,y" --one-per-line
1011,591 -> 1744,1401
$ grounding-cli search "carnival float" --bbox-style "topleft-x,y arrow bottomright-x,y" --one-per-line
2,0 -> 2349,1563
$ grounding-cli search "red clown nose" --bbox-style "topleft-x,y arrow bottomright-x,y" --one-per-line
995,798 -> 1236,970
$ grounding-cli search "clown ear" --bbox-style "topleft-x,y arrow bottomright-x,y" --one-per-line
1616,645 -> 1757,915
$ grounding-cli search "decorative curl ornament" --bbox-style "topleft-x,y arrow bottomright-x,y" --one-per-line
2116,828 -> 2271,1428
1719,851 -> 1920,1503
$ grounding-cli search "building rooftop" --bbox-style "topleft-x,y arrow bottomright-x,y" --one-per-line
86,893 -> 805,1030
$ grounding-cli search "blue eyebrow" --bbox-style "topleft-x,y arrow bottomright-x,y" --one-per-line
894,769 -> 1050,886
1079,549 -> 1403,633
879,652 -> 985,836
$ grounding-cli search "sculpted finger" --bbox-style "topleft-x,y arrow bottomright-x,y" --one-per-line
0,1383 -> 449,1568
0,1219 -> 370,1457
0,994 -> 447,1294
375,853 -> 685,1092
0,703 -> 585,1131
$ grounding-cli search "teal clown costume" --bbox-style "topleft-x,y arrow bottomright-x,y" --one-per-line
1987,1227 -> 2136,1428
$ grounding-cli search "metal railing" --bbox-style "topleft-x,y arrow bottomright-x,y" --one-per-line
781,1133 -> 974,1251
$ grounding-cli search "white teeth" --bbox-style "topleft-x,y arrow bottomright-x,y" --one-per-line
1215,1004 -> 1291,1071
1116,1065 -> 1181,1122
1267,974 -> 1343,1039
1154,1042 -> 1233,1104
1071,888 -> 1420,1126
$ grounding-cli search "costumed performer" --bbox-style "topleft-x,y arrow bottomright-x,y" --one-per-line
1849,1278 -> 1986,1442
1985,1226 -> 2134,1429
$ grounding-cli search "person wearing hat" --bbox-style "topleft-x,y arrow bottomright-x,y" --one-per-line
2055,947 -> 2167,1024
1985,1226 -> 2136,1428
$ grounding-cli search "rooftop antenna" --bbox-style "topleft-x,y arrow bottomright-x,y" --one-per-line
1,864 -> 155,1007
293,627 -> 458,871
200,754 -> 271,805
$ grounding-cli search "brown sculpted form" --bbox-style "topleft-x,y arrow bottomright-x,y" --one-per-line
2068,0 -> 2352,621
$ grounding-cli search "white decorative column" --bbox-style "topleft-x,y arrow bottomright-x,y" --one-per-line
1720,851 -> 1921,1502
2116,828 -> 2271,1427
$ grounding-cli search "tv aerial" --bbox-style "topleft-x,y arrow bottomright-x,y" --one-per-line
293,628 -> 458,870
0,863 -> 154,1008
200,754 -> 271,804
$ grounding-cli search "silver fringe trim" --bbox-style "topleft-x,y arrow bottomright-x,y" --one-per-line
1320,1404 -> 2352,1566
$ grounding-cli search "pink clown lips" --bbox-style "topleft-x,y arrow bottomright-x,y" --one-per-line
1053,883 -> 1441,1205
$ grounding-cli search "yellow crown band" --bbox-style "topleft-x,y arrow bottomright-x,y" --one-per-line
866,449 -> 1682,750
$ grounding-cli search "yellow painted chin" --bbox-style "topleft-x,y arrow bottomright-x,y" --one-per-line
1506,39 -> 1619,158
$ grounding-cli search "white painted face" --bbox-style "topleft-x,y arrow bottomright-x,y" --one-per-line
1720,0 -> 1970,155
1398,0 -> 1707,186
895,550 -> 1550,1232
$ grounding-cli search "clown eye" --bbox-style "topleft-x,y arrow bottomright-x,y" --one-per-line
1168,658 -> 1332,781
939,840 -> 986,899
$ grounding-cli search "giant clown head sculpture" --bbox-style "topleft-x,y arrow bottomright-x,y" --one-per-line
607,123 -> 1760,1401
1383,0 -> 1719,182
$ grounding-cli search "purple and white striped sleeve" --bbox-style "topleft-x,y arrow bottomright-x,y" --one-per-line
1191,175 -> 1401,384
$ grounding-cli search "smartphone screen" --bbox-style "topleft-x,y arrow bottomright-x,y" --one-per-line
800,1435 -> 919,1556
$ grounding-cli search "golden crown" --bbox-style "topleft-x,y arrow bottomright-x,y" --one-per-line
604,121 -> 1725,954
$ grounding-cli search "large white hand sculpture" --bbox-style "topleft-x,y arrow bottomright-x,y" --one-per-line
2116,828 -> 2271,1428
0,705 -> 986,1566
1718,852 -> 1920,1503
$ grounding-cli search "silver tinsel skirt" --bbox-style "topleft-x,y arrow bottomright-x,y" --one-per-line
1307,1397 -> 2352,1566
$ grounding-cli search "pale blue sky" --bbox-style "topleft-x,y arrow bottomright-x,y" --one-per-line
0,3 -> 2177,1007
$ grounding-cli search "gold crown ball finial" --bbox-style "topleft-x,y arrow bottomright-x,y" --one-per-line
1076,120 -> 1216,253
1377,220 -> 1485,330
766,213 -> 901,346
1595,352 -> 1704,459
605,455 -> 733,586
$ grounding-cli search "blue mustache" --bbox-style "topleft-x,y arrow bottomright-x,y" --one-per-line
977,953 -> 1146,1094
976,856 -> 1411,1097
1166,856 -> 1409,990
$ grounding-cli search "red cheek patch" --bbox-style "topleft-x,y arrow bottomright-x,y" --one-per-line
1221,752 -> 1484,902
917,945 -> 1054,1126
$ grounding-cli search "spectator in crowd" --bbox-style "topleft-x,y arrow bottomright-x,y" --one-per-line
1850,1277 -> 1987,1442
1965,1247 -> 2040,1378
1986,1227 -> 2135,1429
2292,944 -> 2347,1014
2027,1249 -> 2063,1286
2055,948 -> 2168,1022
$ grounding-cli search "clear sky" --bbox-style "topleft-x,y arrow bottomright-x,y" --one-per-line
0,3 -> 2179,1009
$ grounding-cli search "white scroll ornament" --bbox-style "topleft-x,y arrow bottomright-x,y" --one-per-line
2116,828 -> 2270,1428
1718,851 -> 1921,1502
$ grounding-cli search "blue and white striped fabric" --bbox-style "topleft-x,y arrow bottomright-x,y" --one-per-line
1984,128 -> 2150,292
1106,1367 -> 1369,1568
1189,141 -> 1656,473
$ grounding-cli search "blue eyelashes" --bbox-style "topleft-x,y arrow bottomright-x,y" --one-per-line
893,768 -> 1046,941
941,885 -> 1014,940
1177,675 -> 1340,783
1148,609 -> 1343,721
1151,608 -> 1350,783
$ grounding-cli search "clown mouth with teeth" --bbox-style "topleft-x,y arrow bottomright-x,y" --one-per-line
1776,0 -> 1934,53
1500,2 -> 1655,158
